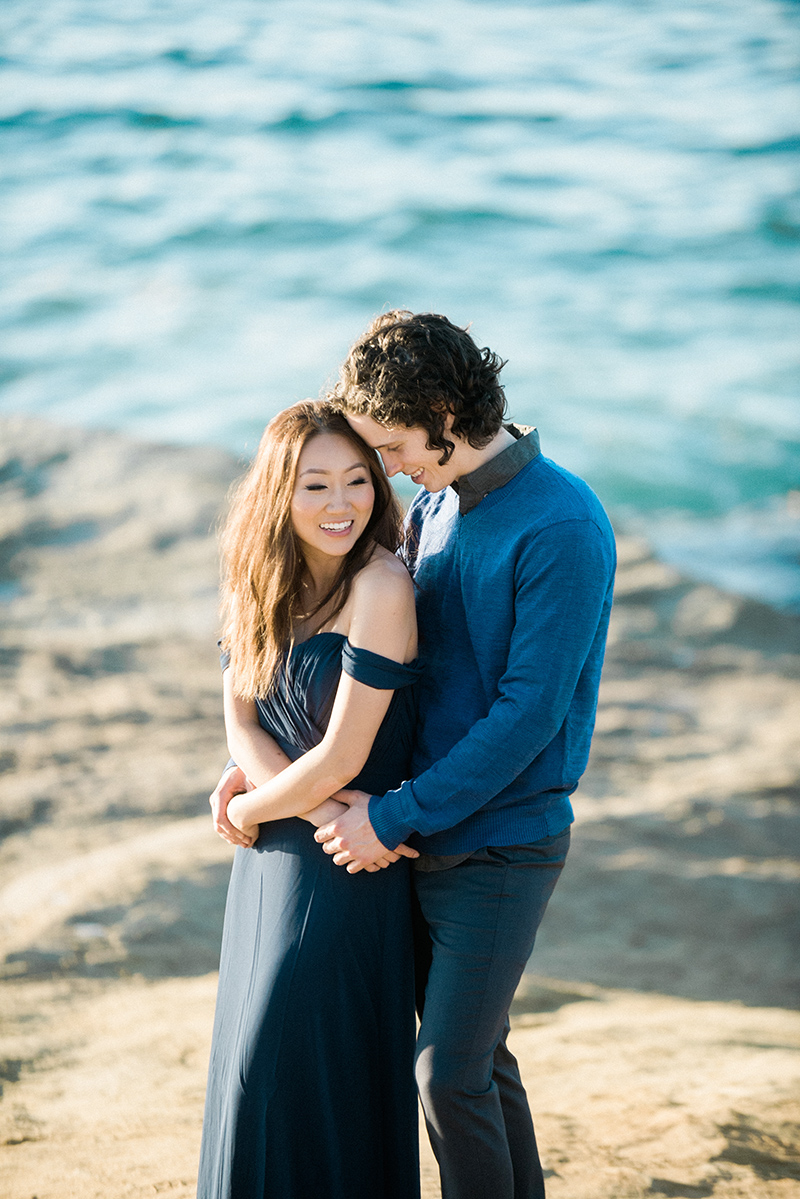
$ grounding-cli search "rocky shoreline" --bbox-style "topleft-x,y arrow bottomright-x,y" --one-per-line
1,416 -> 798,1198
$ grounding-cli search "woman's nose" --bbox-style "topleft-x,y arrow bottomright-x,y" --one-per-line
326,487 -> 350,510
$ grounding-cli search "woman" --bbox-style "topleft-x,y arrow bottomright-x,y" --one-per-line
197,400 -> 421,1199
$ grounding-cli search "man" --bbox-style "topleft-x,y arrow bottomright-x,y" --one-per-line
212,312 -> 615,1198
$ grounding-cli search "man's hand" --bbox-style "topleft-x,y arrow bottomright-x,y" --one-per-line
314,789 -> 418,874
210,764 -> 256,848
304,797 -> 390,873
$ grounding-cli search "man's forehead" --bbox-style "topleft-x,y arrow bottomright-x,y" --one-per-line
345,412 -> 418,448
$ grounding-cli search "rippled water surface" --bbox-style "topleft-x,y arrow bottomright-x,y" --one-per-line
2,0 -> 799,603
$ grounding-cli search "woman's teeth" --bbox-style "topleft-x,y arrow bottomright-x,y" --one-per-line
320,521 -> 353,531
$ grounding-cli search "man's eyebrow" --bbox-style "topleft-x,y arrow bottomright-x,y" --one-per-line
298,461 -> 367,476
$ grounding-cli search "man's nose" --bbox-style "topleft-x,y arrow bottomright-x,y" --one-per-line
380,453 -> 400,477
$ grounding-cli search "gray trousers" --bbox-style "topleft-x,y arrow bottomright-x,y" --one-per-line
413,829 -> 570,1199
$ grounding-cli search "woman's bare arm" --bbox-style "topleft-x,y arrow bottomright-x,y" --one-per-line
223,675 -> 292,785
226,557 -> 417,845
220,673 -> 347,835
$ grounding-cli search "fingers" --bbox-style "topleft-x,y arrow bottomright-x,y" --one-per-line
392,841 -> 419,859
209,772 -> 254,848
331,788 -> 369,807
225,815 -> 255,848
211,803 -> 253,848
342,854 -> 398,873
217,825 -> 252,848
333,852 -> 399,872
217,830 -> 250,848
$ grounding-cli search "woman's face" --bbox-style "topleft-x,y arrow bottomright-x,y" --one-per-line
290,432 -> 375,567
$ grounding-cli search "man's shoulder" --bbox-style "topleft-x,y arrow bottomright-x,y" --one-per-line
535,456 -> 611,524
406,456 -> 613,547
481,454 -> 613,538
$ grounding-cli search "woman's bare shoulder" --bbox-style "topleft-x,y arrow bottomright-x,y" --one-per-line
353,546 -> 414,601
345,547 -> 416,659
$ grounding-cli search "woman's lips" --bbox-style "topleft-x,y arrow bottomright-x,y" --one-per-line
319,520 -> 354,535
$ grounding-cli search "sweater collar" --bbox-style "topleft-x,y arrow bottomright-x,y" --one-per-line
451,424 -> 540,515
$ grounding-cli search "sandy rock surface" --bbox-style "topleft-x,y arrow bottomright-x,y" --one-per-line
1,417 -> 798,1198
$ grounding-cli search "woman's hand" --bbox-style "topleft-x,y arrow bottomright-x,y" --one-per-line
210,764 -> 256,848
226,791 -> 260,846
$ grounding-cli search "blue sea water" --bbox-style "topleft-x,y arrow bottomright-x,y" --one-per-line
1,0 -> 799,607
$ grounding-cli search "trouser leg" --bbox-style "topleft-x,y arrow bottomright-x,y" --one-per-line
493,1018 -> 542,1196
413,830 -> 569,1199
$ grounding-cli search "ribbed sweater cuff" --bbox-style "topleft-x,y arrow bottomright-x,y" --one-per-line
368,794 -> 414,852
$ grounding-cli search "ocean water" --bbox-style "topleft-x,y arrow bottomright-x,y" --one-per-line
1,0 -> 799,607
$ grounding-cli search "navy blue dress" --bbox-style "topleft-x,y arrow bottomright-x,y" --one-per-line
198,633 -> 422,1199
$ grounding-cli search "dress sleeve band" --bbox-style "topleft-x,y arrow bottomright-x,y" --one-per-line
341,641 -> 423,690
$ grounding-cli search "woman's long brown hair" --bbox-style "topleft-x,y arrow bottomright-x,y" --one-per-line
220,399 -> 403,699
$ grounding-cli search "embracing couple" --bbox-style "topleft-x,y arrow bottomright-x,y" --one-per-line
197,311 -> 616,1199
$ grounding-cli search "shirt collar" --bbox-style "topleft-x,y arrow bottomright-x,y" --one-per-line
451,424 -> 540,515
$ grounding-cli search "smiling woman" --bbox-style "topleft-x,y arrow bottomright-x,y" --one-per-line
198,398 -> 422,1199
218,400 -> 402,701
290,433 -> 376,565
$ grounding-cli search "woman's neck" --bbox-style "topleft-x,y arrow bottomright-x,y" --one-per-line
292,556 -> 341,631
293,539 -> 376,637
301,556 -> 340,605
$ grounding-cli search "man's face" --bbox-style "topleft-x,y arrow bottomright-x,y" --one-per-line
344,411 -> 460,492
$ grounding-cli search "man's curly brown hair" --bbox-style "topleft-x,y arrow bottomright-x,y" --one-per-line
334,310 -> 508,464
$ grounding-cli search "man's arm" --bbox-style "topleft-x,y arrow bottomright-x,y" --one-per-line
317,519 -> 613,867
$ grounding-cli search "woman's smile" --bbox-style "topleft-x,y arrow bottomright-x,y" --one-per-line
319,519 -> 355,533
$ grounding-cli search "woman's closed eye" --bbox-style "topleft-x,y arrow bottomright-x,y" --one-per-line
304,475 -> 368,492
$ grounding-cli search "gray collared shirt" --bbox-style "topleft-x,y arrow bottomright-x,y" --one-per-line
450,424 -> 540,515
413,422 -> 541,873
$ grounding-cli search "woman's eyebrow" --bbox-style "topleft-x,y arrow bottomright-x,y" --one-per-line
298,461 -> 367,476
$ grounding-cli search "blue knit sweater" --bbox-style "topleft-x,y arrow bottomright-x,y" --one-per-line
368,452 -> 616,854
